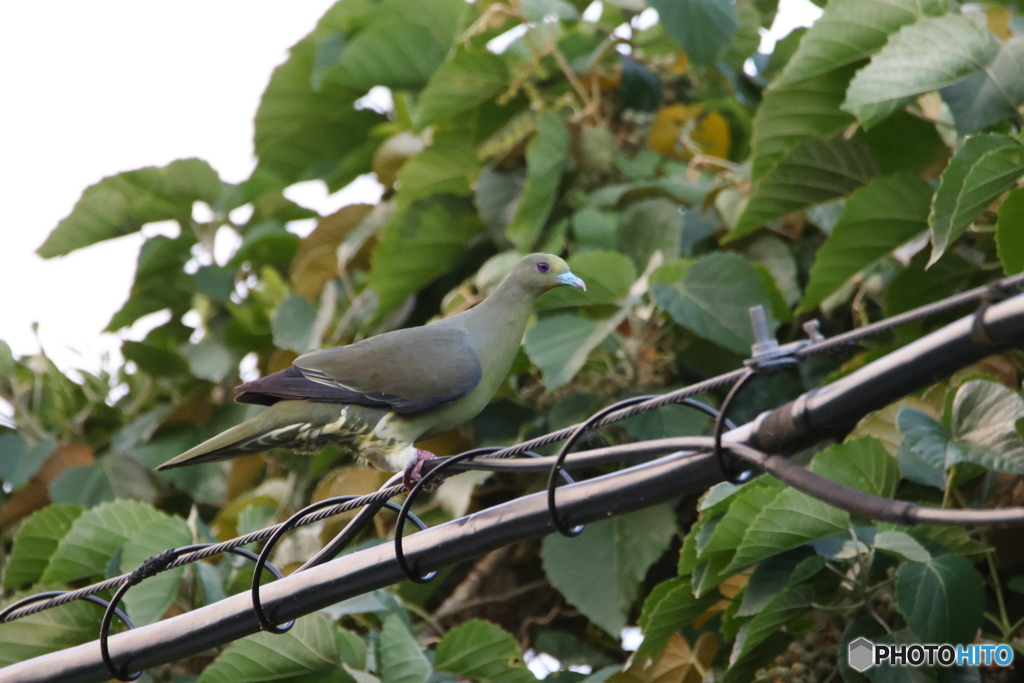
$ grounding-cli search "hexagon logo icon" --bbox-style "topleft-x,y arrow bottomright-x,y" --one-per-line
848,637 -> 874,672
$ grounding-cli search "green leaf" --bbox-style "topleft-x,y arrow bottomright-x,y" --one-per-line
324,24 -> 447,91
434,620 -> 536,683
0,590 -> 103,667
949,380 -> 1024,474
418,47 -> 509,127
505,113 -> 570,252
701,478 -> 786,556
734,136 -> 880,240
524,311 -> 625,390
616,198 -> 683,271
0,433 -> 56,488
198,613 -> 364,683
941,37 -> 1024,135
272,294 -> 319,354
119,515 -> 192,625
541,504 -> 677,636
253,19 -> 384,189
538,251 -> 636,309
395,134 -> 479,207
107,234 -> 196,331
730,584 -> 813,667
895,554 -> 984,644
636,577 -> 718,656
750,65 -> 860,182
180,341 -> 237,382
799,174 -> 932,312
37,158 -> 222,258
928,135 -> 1024,266
648,0 -> 739,68
4,505 -> 84,590
650,252 -> 778,356
728,487 -> 849,572
737,546 -> 817,617
898,382 -> 1024,477
873,530 -> 931,563
750,0 -> 947,179
843,15 -> 999,129
368,196 -> 484,315
896,418 -> 948,489
855,111 -> 949,177
379,614 -> 430,683
570,207 -> 617,252
812,438 -> 899,498
997,187 -> 1024,275
40,500 -> 167,584
774,0 -> 949,88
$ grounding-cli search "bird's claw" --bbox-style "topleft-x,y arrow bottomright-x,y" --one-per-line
403,449 -> 444,491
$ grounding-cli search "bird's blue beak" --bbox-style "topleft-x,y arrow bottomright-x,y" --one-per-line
556,271 -> 586,291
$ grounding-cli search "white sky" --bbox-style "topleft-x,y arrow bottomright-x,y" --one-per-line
0,0 -> 821,376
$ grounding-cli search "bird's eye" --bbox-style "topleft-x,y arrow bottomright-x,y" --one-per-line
537,262 -> 550,273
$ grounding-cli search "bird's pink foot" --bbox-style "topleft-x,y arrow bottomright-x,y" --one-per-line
403,449 -> 443,490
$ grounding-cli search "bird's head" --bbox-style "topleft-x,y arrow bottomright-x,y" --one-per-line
512,253 -> 586,294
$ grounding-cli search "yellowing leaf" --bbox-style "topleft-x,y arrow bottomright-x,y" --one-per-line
647,104 -> 731,160
987,4 -> 1012,40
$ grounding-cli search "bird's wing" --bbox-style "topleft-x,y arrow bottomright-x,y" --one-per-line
290,325 -> 483,414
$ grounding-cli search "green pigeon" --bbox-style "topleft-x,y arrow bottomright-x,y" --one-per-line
156,253 -> 585,486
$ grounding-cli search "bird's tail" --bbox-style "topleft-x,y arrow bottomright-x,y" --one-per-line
155,401 -> 358,470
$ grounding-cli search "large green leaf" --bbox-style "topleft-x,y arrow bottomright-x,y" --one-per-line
899,380 -> 1024,476
616,198 -> 683,271
418,47 -> 509,127
434,620 -> 536,683
106,234 -> 197,331
395,134 -> 479,207
271,294 -> 319,354
39,500 -> 167,584
734,137 -> 880,240
997,187 -> 1024,275
727,459 -> 851,573
941,37 -> 1024,135
729,584 -> 813,668
315,0 -> 470,91
537,250 -> 637,309
0,590 -> 103,667
811,437 -> 899,498
701,478 -> 786,556
873,530 -> 931,563
198,613 -> 365,683
37,158 -> 222,258
647,0 -> 739,68
541,504 -> 677,636
775,0 -> 949,88
750,0 -> 947,179
895,554 -> 984,644
650,252 -> 778,356
928,134 -> 1024,266
367,196 -> 484,315
119,515 -> 192,625
379,614 -> 430,683
799,174 -> 933,312
843,14 -> 1000,129
3,504 -> 83,590
950,380 -> 1024,473
253,16 -> 384,189
0,433 -> 56,488
505,113 -> 570,252
524,311 -> 626,391
636,577 -> 718,656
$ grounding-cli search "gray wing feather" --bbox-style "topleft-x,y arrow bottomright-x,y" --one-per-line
293,326 -> 482,414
